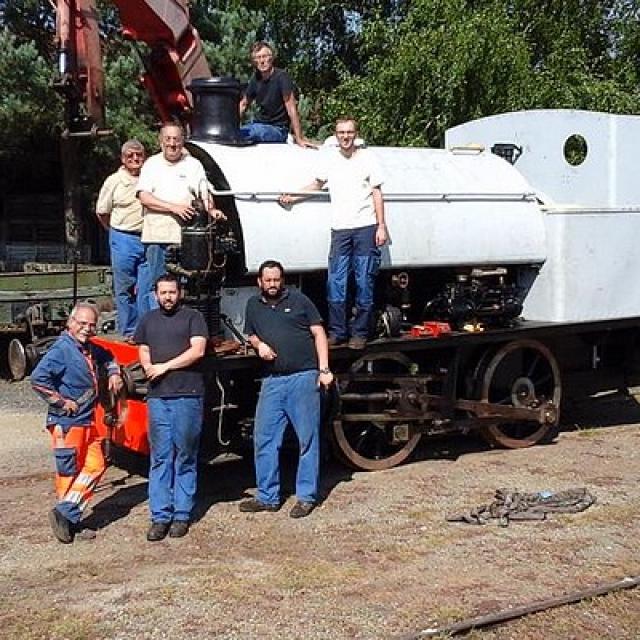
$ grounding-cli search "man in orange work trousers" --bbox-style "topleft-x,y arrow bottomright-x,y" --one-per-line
31,302 -> 123,543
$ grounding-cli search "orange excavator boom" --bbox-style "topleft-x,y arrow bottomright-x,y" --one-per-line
54,0 -> 212,131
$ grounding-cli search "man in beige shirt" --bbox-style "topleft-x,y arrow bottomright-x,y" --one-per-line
96,139 -> 146,340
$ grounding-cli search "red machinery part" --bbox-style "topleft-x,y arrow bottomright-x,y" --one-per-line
92,337 -> 150,456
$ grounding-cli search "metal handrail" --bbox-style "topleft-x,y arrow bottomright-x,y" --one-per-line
210,189 -> 539,203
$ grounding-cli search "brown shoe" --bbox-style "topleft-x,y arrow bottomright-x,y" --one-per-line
347,336 -> 367,350
239,498 -> 280,513
49,508 -> 74,544
169,520 -> 190,538
289,501 -> 315,519
146,522 -> 170,542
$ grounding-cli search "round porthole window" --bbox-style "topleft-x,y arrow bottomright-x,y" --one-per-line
563,134 -> 588,166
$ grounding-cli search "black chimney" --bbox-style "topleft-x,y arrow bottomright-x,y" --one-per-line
188,77 -> 253,146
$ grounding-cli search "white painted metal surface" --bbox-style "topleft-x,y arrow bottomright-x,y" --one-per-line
522,207 -> 640,322
192,141 -> 547,274
445,109 -> 640,207
446,110 -> 640,322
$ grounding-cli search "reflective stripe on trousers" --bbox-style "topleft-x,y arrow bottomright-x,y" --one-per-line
50,423 -> 106,524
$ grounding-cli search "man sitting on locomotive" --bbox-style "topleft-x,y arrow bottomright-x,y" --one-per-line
239,41 -> 315,148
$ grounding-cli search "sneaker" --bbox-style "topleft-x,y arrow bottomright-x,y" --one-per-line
238,498 -> 280,513
328,336 -> 346,347
48,508 -> 74,544
146,522 -> 170,542
169,520 -> 190,538
289,501 -> 315,519
347,336 -> 367,350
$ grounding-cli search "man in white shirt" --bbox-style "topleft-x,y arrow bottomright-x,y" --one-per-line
137,124 -> 222,310
280,117 -> 387,349
96,139 -> 146,340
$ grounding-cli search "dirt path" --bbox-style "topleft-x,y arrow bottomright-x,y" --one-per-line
1,383 -> 639,639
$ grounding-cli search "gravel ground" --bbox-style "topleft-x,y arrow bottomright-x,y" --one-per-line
0,379 -> 639,639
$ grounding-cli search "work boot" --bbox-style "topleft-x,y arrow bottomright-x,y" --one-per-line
347,336 -> 367,350
48,508 -> 74,544
146,522 -> 170,542
238,498 -> 280,513
169,520 -> 190,538
289,501 -> 315,519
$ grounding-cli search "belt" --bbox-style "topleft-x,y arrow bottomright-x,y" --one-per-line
112,227 -> 142,236
265,368 -> 316,378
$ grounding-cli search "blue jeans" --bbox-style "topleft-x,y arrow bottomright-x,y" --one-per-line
109,228 -> 146,336
147,396 -> 203,523
141,243 -> 168,314
327,224 -> 381,340
254,370 -> 320,505
240,122 -> 289,143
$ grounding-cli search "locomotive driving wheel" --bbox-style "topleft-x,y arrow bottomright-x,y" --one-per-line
332,352 -> 423,471
478,339 -> 561,448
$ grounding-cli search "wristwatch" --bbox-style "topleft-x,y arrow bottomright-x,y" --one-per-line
319,367 -> 331,375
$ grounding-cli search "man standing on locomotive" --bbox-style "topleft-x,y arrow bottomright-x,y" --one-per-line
134,273 -> 209,541
137,124 -> 223,312
96,138 -> 147,341
280,117 -> 388,349
240,260 -> 334,518
31,302 -> 123,543
239,41 -> 315,147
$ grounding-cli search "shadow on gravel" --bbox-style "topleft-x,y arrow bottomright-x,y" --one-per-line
192,446 -> 355,521
84,475 -> 149,531
561,391 -> 640,430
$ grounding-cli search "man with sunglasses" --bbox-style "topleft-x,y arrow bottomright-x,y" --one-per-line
31,302 -> 123,543
96,139 -> 147,341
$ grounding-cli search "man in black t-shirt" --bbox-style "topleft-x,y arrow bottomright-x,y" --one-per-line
134,274 -> 209,541
240,260 -> 333,518
239,41 -> 316,147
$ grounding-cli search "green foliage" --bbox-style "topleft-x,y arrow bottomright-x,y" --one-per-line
322,0 -> 640,146
0,28 -> 60,145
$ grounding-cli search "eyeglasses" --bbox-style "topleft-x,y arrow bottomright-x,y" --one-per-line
125,151 -> 144,158
72,317 -> 97,329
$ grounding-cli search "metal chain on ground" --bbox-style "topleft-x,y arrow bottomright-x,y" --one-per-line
446,487 -> 597,526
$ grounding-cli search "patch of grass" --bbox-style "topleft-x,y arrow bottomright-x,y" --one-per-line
575,427 -> 602,438
574,502 -> 639,526
0,605 -> 100,640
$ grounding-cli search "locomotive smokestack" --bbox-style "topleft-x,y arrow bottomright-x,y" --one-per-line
188,77 -> 252,146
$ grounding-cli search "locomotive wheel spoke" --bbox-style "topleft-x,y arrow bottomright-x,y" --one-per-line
332,352 -> 422,471
478,339 -> 561,449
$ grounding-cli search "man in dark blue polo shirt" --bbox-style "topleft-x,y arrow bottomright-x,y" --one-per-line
240,260 -> 333,518
239,41 -> 315,147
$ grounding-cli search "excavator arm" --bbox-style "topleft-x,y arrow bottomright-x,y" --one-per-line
112,0 -> 212,124
54,0 -> 212,132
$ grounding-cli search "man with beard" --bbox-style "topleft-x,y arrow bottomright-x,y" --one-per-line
133,274 -> 209,541
239,260 -> 333,518
31,302 -> 123,543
